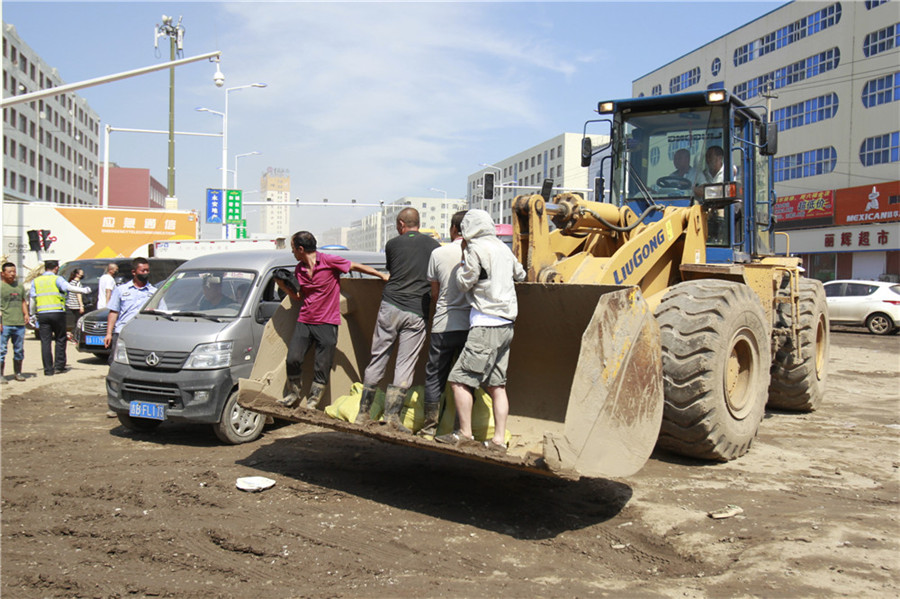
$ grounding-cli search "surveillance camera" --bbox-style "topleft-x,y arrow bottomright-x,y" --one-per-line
213,69 -> 225,88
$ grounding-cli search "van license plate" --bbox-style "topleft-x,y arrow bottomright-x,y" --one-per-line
129,401 -> 166,421
85,335 -> 104,346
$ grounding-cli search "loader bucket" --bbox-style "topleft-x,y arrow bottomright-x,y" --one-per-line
238,279 -> 663,479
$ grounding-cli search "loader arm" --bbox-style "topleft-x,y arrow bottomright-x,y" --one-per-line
513,193 -> 708,301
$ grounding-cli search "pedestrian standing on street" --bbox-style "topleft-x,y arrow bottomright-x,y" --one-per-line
65,269 -> 86,335
29,260 -> 91,376
435,209 -> 526,452
1,262 -> 31,383
418,210 -> 469,439
104,258 -> 155,366
275,231 -> 388,410
356,207 -> 441,432
97,263 -> 118,310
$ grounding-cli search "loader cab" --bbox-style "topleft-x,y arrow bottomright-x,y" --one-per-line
598,91 -> 775,263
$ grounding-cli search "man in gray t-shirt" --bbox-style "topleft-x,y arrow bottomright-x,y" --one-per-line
418,210 -> 469,438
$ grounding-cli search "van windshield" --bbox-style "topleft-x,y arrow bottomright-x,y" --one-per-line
142,269 -> 256,318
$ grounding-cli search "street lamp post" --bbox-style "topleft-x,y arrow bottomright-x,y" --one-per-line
428,187 -> 447,199
233,151 -> 261,189
199,83 -> 267,239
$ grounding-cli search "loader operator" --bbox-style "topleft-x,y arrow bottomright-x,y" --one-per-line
435,209 -> 526,452
355,207 -> 441,432
276,231 -> 388,411
419,210 -> 469,439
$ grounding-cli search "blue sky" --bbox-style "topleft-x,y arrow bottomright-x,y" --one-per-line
4,1 -> 783,238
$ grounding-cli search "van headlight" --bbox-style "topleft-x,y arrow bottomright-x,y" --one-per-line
114,339 -> 129,364
76,315 -> 85,330
184,341 -> 233,370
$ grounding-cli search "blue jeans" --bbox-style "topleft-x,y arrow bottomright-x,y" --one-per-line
1,325 -> 26,362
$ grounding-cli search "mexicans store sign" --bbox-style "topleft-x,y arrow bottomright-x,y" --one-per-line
835,181 -> 900,226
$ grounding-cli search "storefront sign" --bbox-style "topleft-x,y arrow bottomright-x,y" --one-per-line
834,181 -> 900,226
774,222 -> 900,254
774,190 -> 833,229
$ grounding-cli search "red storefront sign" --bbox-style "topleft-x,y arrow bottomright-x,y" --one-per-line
834,181 -> 900,225
774,190 -> 834,222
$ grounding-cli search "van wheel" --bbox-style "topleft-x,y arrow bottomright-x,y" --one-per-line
213,390 -> 264,444
117,413 -> 162,432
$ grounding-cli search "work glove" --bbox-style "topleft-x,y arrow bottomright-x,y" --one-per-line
273,268 -> 300,295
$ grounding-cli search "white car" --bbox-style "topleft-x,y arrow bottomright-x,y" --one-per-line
823,279 -> 900,335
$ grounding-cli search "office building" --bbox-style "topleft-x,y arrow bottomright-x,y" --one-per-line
346,196 -> 467,252
467,132 -> 609,226
632,1 -> 899,280
99,165 -> 167,209
261,167 -> 290,238
2,22 -> 101,206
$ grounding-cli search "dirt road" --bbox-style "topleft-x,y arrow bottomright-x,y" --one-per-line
2,329 -> 898,598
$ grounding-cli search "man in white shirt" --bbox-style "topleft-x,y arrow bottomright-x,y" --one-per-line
419,210 -> 469,438
670,148 -> 699,185
97,263 -> 118,310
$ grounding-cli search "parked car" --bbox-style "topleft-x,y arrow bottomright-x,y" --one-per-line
60,258 -> 185,332
106,249 -> 385,444
823,279 -> 900,335
70,258 -> 186,357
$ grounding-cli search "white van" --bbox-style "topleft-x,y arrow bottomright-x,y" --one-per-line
106,249 -> 385,444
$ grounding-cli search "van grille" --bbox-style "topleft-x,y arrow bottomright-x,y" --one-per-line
126,349 -> 189,370
121,381 -> 182,408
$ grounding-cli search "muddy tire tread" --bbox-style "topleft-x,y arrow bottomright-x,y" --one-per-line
768,278 -> 829,411
655,280 -> 770,461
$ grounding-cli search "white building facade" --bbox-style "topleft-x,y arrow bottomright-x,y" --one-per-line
346,195 -> 467,252
632,0 -> 899,281
467,132 -> 608,226
3,23 -> 101,206
260,167 -> 290,238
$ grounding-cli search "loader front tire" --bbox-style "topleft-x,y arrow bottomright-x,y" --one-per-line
768,278 -> 829,411
655,280 -> 770,461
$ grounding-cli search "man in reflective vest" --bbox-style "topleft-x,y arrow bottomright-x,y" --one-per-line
29,260 -> 90,376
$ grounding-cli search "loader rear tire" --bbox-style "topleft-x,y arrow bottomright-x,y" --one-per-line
655,280 -> 770,461
768,278 -> 829,411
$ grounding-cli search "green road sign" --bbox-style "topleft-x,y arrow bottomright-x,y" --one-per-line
225,190 -> 243,224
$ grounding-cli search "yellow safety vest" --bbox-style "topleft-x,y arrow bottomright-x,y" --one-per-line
34,273 -> 65,313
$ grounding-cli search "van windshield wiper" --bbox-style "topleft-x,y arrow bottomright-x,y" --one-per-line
170,311 -> 222,322
143,309 -> 175,321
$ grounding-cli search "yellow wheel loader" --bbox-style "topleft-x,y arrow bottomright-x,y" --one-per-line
238,90 -> 829,479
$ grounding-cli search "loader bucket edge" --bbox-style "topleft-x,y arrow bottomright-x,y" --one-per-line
543,287 -> 663,478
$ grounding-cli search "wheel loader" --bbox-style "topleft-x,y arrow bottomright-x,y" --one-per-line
237,90 -> 829,479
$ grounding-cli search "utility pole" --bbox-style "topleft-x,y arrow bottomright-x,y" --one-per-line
155,15 -> 184,205
761,81 -> 778,121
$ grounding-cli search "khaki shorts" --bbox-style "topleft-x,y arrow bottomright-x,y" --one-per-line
447,324 -> 514,389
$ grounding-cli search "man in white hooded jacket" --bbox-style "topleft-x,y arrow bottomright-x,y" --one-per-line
436,209 -> 525,451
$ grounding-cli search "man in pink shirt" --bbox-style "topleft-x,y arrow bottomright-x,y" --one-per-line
275,231 -> 387,410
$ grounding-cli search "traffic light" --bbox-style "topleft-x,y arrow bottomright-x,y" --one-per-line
27,230 -> 41,252
484,173 -> 495,200
41,230 -> 53,250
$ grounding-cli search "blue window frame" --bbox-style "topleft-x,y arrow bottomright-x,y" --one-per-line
862,72 -> 900,108
865,0 -> 891,9
669,67 -> 701,93
651,84 -> 662,96
859,132 -> 900,166
711,57 -> 721,76
773,147 -> 837,182
863,23 -> 899,57
773,94 -> 839,131
733,48 -> 840,101
733,3 -> 841,66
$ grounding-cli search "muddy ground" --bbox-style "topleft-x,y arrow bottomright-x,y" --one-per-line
2,328 -> 898,598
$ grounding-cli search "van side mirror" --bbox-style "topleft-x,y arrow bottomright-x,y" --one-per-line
760,122 -> 778,156
580,137 -> 593,167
